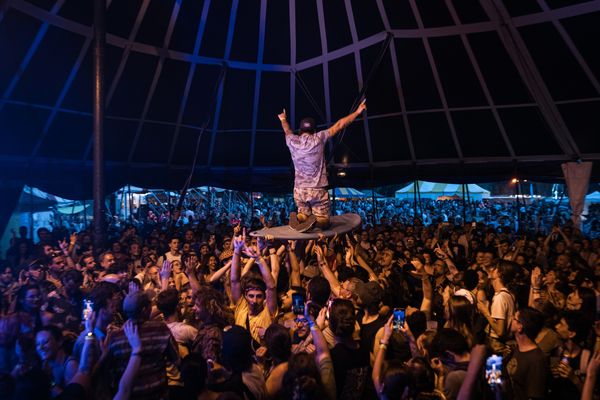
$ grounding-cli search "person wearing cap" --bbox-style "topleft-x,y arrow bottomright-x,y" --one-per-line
278,99 -> 367,231
106,290 -> 179,400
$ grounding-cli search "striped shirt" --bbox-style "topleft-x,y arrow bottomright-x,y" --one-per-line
107,320 -> 179,400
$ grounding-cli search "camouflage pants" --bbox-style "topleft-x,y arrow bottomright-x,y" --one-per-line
293,187 -> 331,218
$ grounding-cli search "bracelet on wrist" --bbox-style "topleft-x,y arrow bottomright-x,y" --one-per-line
131,351 -> 142,357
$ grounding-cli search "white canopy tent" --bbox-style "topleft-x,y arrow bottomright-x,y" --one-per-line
395,181 -> 490,201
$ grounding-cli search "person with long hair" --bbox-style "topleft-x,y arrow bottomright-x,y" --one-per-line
444,296 -> 475,348
35,325 -> 78,397
476,260 -> 517,354
14,284 -> 53,337
191,286 -> 234,362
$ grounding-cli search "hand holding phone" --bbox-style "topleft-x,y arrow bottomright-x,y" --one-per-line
292,292 -> 305,316
486,354 -> 503,387
82,299 -> 94,321
393,308 -> 405,331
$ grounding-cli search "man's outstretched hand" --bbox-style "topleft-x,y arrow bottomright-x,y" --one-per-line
278,109 -> 287,122
356,99 -> 367,114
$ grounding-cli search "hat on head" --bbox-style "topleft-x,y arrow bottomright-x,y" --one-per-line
299,117 -> 316,133
354,281 -> 384,307
302,264 -> 320,279
123,291 -> 151,318
453,289 -> 475,304
219,249 -> 233,262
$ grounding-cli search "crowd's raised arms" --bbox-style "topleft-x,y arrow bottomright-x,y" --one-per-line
0,201 -> 599,400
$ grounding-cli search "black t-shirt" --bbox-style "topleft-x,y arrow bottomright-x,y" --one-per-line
331,342 -> 370,400
56,383 -> 86,400
359,314 -> 388,354
506,346 -> 548,400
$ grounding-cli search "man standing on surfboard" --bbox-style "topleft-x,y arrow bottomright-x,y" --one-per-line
278,99 -> 367,232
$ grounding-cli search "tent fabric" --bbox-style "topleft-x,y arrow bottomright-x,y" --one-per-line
587,191 -> 600,202
562,162 -> 593,227
1,1 -> 600,197
0,184 -> 24,236
328,187 -> 367,198
395,181 -> 490,200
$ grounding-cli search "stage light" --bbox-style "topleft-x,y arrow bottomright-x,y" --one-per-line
511,178 -> 519,183
337,169 -> 347,177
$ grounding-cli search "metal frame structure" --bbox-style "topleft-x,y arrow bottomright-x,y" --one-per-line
2,0 -> 600,186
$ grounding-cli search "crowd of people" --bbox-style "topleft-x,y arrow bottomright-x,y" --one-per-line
126,196 -> 599,238
1,203 -> 599,399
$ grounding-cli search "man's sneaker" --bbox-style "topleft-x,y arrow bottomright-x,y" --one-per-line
292,214 -> 317,233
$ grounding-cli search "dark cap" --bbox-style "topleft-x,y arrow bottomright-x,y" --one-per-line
123,291 -> 151,318
354,281 -> 384,307
299,117 -> 316,133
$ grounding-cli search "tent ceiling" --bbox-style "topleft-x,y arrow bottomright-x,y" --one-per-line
1,0 -> 600,198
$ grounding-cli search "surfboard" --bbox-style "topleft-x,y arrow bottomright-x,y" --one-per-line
249,213 -> 362,240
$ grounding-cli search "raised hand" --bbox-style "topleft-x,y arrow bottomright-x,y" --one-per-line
278,109 -> 287,121
356,99 -> 367,114
233,229 -> 246,252
287,240 -> 297,251
160,260 -> 172,281
531,266 -> 543,289
128,281 -> 139,295
382,315 -> 394,343
58,238 -> 69,253
587,350 -> 600,377
242,244 -> 261,260
313,244 -> 324,260
85,311 -> 96,334
123,320 -> 142,353
410,258 -> 424,274
184,255 -> 198,277
316,307 -> 327,330
69,232 -> 78,245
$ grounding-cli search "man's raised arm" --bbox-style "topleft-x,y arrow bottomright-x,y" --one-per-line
278,109 -> 294,136
328,99 -> 367,138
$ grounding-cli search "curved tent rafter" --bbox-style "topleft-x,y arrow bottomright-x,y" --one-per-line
1,0 -> 600,198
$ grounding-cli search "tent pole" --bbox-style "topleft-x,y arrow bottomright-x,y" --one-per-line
332,187 -> 336,215
128,184 -> 133,222
29,187 -> 34,238
92,0 -> 107,252
462,184 -> 466,223
514,180 -> 521,231
371,189 -> 377,225
228,190 -> 232,214
413,180 -> 418,221
416,181 -> 423,221
465,183 -> 472,220
83,199 -> 88,229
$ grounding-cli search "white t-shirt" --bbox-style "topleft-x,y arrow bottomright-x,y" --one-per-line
157,251 -> 182,267
489,289 -> 515,339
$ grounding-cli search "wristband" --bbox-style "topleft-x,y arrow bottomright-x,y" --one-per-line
131,352 -> 142,357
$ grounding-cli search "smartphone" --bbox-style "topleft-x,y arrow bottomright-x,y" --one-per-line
82,299 -> 94,321
393,308 -> 405,330
485,354 -> 503,387
292,293 -> 305,315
